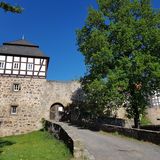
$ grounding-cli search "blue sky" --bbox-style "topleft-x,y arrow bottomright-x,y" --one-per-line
0,0 -> 160,80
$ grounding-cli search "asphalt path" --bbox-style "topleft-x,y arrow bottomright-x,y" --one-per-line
68,124 -> 160,160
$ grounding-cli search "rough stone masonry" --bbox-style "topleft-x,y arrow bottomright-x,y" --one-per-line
0,76 -> 80,137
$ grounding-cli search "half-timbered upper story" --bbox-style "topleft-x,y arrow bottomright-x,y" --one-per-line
0,39 -> 49,78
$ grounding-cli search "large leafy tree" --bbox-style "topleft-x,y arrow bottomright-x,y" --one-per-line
77,0 -> 160,128
0,1 -> 22,13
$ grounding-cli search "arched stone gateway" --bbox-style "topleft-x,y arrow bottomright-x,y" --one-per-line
50,103 -> 64,121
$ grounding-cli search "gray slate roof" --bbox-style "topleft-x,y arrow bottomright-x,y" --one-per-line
0,39 -> 49,58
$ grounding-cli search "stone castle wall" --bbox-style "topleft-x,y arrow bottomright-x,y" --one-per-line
147,107 -> 160,125
116,107 -> 160,126
0,76 -> 160,137
0,76 -> 80,137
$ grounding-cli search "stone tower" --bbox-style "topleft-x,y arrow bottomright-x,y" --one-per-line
0,39 -> 50,136
0,39 -> 81,137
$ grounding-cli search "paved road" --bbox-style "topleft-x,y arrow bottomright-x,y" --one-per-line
68,124 -> 160,160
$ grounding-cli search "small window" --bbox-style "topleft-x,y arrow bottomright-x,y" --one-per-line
13,62 -> 19,69
0,61 -> 5,69
13,83 -> 21,92
27,63 -> 33,70
11,106 -> 17,115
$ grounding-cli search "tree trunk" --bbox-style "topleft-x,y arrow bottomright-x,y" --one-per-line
134,106 -> 140,128
134,116 -> 140,128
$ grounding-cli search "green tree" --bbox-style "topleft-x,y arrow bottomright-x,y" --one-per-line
0,1 -> 22,13
77,0 -> 160,128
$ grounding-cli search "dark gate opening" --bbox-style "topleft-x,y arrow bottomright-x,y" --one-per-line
50,103 -> 64,121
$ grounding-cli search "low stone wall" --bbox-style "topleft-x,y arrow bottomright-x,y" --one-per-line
45,121 -> 95,160
101,124 -> 160,145
98,117 -> 125,127
140,125 -> 160,131
70,120 -> 160,145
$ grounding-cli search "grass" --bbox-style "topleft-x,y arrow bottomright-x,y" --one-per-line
0,131 -> 72,160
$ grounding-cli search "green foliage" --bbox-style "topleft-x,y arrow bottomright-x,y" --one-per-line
140,114 -> 152,125
0,131 -> 72,160
0,1 -> 23,13
41,118 -> 47,131
77,0 -> 160,127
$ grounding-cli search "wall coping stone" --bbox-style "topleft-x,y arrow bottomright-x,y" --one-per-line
101,124 -> 160,145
